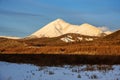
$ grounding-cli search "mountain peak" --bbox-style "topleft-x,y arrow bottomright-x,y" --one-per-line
80,23 -> 102,32
30,19 -> 105,38
52,18 -> 65,23
81,23 -> 91,26
80,23 -> 96,28
56,18 -> 64,21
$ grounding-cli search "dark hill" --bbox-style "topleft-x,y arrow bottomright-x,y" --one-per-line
103,30 -> 120,40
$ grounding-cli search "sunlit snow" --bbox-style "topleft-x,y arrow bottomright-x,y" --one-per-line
0,61 -> 120,80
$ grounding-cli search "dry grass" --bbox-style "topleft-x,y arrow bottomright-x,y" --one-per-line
0,31 -> 120,55
1,39 -> 120,55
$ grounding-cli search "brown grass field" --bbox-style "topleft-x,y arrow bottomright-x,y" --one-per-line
0,30 -> 120,55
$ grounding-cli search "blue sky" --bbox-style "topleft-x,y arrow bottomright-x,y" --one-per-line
0,0 -> 120,37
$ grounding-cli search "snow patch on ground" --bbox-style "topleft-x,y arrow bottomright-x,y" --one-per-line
61,37 -> 74,42
67,35 -> 72,39
85,38 -> 93,41
0,61 -> 120,80
77,37 -> 83,41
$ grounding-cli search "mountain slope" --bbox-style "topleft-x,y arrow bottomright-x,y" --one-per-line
31,19 -> 70,37
31,19 -> 103,38
103,30 -> 120,40
21,33 -> 99,48
74,23 -> 102,36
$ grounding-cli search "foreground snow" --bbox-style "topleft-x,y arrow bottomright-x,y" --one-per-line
0,61 -> 120,80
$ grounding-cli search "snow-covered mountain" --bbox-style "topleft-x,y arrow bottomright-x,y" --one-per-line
30,19 -> 111,38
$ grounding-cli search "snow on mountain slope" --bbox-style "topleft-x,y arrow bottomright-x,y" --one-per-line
0,36 -> 20,39
59,33 -> 98,43
31,19 -> 70,37
31,19 -> 104,38
104,31 -> 112,35
78,23 -> 102,36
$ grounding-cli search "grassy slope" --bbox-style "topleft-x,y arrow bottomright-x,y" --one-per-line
0,31 -> 120,55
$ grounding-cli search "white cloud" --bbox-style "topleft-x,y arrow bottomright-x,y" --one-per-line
98,26 -> 113,34
98,26 -> 110,32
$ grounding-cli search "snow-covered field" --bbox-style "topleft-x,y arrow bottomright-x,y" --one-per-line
0,61 -> 120,80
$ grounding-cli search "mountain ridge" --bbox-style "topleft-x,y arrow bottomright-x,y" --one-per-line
31,19 -> 110,38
